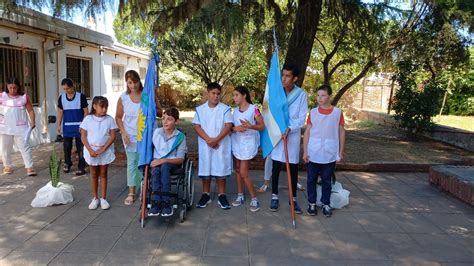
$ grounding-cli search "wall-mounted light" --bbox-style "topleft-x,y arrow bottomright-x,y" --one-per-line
16,32 -> 24,40
1,37 -> 10,44
79,45 -> 86,52
115,53 -> 119,59
53,40 -> 61,46
98,45 -> 104,55
137,58 -> 141,64
127,56 -> 130,65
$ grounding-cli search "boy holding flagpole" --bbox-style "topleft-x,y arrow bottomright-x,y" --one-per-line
269,64 -> 308,214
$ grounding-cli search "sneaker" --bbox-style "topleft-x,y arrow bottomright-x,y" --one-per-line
269,199 -> 279,212
307,203 -> 317,216
148,201 -> 161,216
217,194 -> 231,210
75,169 -> 86,176
100,198 -> 110,210
249,199 -> 260,212
197,193 -> 212,208
232,195 -> 245,207
88,198 -> 99,210
161,202 -> 173,217
63,164 -> 71,173
322,204 -> 333,217
291,200 -> 302,214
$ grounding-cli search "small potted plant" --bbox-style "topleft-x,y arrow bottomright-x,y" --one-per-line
31,145 -> 74,207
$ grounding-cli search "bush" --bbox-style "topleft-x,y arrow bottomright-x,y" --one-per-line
392,61 -> 444,134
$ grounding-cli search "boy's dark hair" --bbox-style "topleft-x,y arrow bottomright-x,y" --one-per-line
207,82 -> 222,91
61,78 -> 74,88
282,63 -> 300,77
317,84 -> 332,96
5,77 -> 24,95
90,96 -> 109,115
164,107 -> 180,121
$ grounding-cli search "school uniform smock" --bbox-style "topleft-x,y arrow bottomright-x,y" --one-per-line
120,93 -> 140,152
307,107 -> 344,164
231,104 -> 260,160
80,115 -> 117,166
192,102 -> 233,177
270,85 -> 308,164
0,92 -> 29,136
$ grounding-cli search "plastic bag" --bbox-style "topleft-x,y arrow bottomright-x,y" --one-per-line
316,181 -> 350,209
31,181 -> 74,207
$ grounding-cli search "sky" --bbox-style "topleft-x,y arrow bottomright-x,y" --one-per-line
32,2 -> 118,39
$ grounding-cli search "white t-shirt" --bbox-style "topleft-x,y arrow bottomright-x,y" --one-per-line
80,114 -> 118,166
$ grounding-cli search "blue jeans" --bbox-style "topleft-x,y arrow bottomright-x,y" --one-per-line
307,161 -> 336,206
151,163 -> 179,202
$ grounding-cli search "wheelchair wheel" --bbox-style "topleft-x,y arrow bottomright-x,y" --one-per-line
179,208 -> 185,223
185,160 -> 194,210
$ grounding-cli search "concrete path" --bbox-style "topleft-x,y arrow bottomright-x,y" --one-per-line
0,145 -> 473,265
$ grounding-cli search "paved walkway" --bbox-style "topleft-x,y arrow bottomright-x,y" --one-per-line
0,144 -> 473,265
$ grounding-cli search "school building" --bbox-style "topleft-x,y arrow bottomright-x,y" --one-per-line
0,7 -> 149,147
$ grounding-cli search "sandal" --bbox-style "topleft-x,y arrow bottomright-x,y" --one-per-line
257,184 -> 268,193
26,168 -> 37,176
3,166 -> 13,174
124,193 -> 135,205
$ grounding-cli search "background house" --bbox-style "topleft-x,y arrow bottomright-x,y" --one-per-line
0,7 -> 149,147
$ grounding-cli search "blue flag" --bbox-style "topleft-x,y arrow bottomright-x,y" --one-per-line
137,54 -> 159,169
260,48 -> 289,158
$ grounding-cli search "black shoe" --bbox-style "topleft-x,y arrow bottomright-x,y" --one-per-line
217,194 -> 231,210
161,202 -> 173,217
63,164 -> 71,173
322,205 -> 333,217
290,200 -> 302,214
269,198 -> 279,211
197,193 -> 212,208
307,204 -> 317,216
148,201 -> 161,216
75,169 -> 86,176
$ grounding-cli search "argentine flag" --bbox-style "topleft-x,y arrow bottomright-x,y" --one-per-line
260,48 -> 289,158
137,54 -> 159,169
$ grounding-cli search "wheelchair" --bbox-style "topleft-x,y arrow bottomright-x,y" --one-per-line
139,155 -> 194,227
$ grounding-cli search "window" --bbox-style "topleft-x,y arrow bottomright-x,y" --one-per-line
139,67 -> 146,83
66,56 -> 92,98
112,64 -> 125,92
0,45 -> 39,105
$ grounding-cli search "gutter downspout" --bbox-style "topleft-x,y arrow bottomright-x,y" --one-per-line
41,37 -> 48,135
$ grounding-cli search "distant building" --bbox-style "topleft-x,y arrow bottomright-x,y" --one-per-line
0,7 -> 149,147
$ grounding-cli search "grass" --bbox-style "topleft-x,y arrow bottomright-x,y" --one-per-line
434,115 -> 474,132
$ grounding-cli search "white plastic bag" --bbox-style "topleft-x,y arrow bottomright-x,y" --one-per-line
316,181 -> 350,209
31,181 -> 74,207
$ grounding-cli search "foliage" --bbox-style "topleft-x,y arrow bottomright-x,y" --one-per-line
392,61 -> 444,134
49,145 -> 61,187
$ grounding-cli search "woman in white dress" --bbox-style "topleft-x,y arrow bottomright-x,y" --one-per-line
231,86 -> 264,212
80,96 -> 117,210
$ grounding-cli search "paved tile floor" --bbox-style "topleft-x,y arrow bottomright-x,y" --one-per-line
0,145 -> 473,265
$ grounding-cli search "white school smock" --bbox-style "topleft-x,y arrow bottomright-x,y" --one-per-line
270,87 -> 308,164
80,115 -> 117,166
308,107 -> 341,164
120,93 -> 140,152
192,102 -> 233,176
231,104 -> 260,160
0,92 -> 29,136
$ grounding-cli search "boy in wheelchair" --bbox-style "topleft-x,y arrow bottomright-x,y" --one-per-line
149,107 -> 187,217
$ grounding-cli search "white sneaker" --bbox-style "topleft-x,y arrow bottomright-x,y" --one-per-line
100,198 -> 110,210
88,198 -> 99,210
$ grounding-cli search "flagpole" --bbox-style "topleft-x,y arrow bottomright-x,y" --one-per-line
283,130 -> 296,228
140,165 -> 149,228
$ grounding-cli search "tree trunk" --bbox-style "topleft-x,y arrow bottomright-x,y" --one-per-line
284,0 -> 322,87
332,60 -> 375,106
